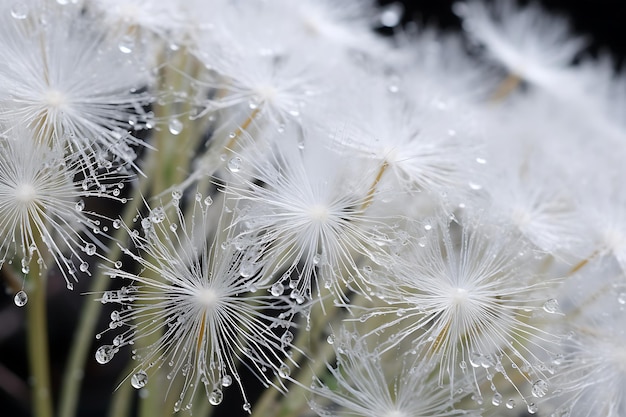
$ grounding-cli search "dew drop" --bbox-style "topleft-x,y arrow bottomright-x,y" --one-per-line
14,290 -> 28,307
95,345 -> 116,364
527,402 -> 538,414
11,3 -> 28,19
168,118 -> 183,135
469,352 -> 482,368
114,261 -> 122,269
113,335 -> 124,346
543,299 -> 560,314
221,375 -> 232,387
531,379 -> 548,398
243,402 -> 251,413
169,224 -> 178,232
172,190 -> 182,200
112,219 -> 122,229
380,2 -> 403,27
204,196 -> 213,206
424,224 -> 432,231
278,364 -> 290,378
228,157 -> 242,173
326,334 -> 335,345
85,243 -> 96,256
281,331 -> 293,346
79,261 -> 89,272
131,370 -> 148,389
506,399 -> 515,409
468,181 -> 482,190
150,207 -> 165,223
270,282 -> 284,296
492,392 -> 502,406
75,200 -> 85,211
118,35 -> 134,54
208,388 -> 223,405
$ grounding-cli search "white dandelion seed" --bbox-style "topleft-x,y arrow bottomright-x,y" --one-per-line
0,130 -> 126,289
310,330 -> 478,417
365,213 -> 560,404
223,135 -> 395,305
0,1 -> 152,166
98,198 -> 299,412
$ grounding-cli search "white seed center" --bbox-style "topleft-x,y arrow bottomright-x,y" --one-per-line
15,183 -> 38,204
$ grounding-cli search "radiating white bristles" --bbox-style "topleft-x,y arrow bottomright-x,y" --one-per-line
99,197 -> 299,412
222,133 -> 396,305
310,330 -> 478,417
364,213 -> 561,407
0,0 -> 152,167
0,129 -> 126,290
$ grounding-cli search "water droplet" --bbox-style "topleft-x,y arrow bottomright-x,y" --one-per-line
172,190 -> 182,200
527,402 -> 538,414
468,182 -> 482,190
75,200 -> 85,211
243,402 -> 251,413
380,2 -> 403,27
469,352 -> 482,368
112,219 -> 122,229
150,207 -> 165,223
327,334 -> 335,344
204,196 -> 213,206
208,388 -> 223,405
80,262 -> 89,272
278,364 -> 290,378
169,224 -> 178,232
505,399 -> 515,409
131,370 -> 148,388
281,331 -> 293,346
618,292 -> 626,305
95,345 -> 116,364
270,282 -> 284,296
531,379 -> 548,398
492,392 -> 502,406
114,261 -> 122,269
228,157 -> 242,173
221,375 -> 232,387
11,3 -> 28,19
424,224 -> 432,231
476,157 -> 487,164
543,299 -> 559,314
118,35 -> 134,54
85,243 -> 96,256
14,290 -> 27,306
168,118 -> 183,135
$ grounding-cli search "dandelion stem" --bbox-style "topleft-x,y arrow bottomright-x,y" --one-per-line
26,258 -> 53,417
568,250 -> 599,276
362,161 -> 389,210
225,107 -> 260,151
490,73 -> 522,102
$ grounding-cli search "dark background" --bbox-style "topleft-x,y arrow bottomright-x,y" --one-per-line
0,1 -> 624,416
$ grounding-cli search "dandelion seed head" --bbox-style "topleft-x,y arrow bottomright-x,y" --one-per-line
196,287 -> 220,310
14,182 -> 38,204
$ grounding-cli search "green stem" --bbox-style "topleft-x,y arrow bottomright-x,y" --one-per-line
26,260 -> 53,417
